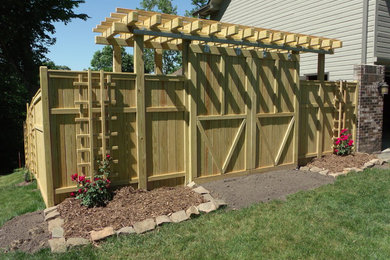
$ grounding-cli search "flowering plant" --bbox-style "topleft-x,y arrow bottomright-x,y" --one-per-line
70,154 -> 113,207
334,129 -> 354,156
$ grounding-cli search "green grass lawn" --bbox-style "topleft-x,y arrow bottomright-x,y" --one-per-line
0,169 -> 45,227
2,168 -> 390,259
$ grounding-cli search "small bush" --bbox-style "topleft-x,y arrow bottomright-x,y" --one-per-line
70,154 -> 113,207
334,129 -> 354,156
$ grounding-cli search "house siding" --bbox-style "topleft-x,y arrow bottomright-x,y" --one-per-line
217,0 -> 371,81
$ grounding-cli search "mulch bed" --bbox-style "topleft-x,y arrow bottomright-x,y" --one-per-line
307,153 -> 377,173
57,186 -> 205,239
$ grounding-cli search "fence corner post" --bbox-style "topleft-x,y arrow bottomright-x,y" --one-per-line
40,66 -> 55,207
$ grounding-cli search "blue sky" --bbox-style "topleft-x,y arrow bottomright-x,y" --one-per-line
46,0 -> 193,70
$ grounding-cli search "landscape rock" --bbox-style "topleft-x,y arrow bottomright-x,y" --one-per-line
155,215 -> 172,226
363,162 -> 374,168
170,210 -> 189,223
193,186 -> 210,194
319,170 -> 329,176
187,181 -> 196,188
185,206 -> 199,217
90,227 -> 115,241
66,237 -> 89,248
44,210 -> 60,222
329,172 -> 344,178
48,218 -> 64,232
133,218 -> 156,234
116,226 -> 135,235
299,166 -> 310,171
214,199 -> 228,208
44,206 -> 57,217
51,227 -> 64,238
310,167 -> 323,173
370,159 -> 380,165
197,201 -> 217,213
48,238 -> 66,253
28,226 -> 44,236
202,193 -> 214,202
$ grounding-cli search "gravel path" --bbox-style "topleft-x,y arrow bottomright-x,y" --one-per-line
202,169 -> 335,210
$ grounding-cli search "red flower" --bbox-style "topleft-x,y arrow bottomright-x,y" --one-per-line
335,139 -> 341,145
106,154 -> 111,159
85,179 -> 91,183
340,129 -> 348,134
94,177 -> 101,181
78,188 -> 83,194
78,175 -> 86,182
334,149 -> 339,153
106,179 -> 111,184
70,192 -> 75,196
71,173 -> 78,181
348,140 -> 354,146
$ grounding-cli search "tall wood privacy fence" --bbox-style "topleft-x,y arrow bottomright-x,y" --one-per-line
25,46 -> 358,207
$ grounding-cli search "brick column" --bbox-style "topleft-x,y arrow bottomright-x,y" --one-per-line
354,65 -> 385,153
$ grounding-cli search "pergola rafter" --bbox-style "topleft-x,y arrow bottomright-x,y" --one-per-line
93,8 -> 342,54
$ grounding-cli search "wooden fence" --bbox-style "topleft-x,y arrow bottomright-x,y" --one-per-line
24,46 -> 358,207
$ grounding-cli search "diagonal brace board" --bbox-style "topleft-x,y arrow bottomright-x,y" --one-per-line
222,119 -> 246,174
197,119 -> 246,174
255,118 -> 276,165
274,116 -> 295,165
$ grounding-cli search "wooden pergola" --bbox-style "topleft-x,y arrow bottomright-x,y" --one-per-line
93,8 -> 342,77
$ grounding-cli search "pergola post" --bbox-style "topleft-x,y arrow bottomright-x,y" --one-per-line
134,34 -> 147,189
113,45 -> 122,72
316,53 -> 325,158
154,49 -> 163,74
183,39 -> 197,183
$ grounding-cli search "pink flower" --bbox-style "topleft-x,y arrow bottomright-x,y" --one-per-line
106,154 -> 111,159
341,129 -> 348,134
78,175 -> 86,182
348,140 -> 354,146
78,188 -> 83,194
70,192 -> 75,196
335,139 -> 341,145
334,149 -> 339,153
85,179 -> 91,183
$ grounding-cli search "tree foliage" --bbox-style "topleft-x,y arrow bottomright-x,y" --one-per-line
139,0 -> 182,74
90,46 -> 134,72
185,0 -> 208,17
0,0 -> 87,173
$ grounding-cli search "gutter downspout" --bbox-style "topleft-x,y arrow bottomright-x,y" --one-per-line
362,0 -> 369,64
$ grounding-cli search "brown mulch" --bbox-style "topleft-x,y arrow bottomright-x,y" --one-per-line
307,153 -> 377,173
57,186 -> 205,239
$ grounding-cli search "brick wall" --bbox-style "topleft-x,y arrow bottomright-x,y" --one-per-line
354,65 -> 385,153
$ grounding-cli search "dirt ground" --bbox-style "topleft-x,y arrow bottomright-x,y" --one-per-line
202,169 -> 335,210
0,211 -> 49,253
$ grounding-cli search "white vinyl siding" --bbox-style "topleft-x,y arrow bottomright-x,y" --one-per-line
218,0 -> 368,81
376,0 -> 390,62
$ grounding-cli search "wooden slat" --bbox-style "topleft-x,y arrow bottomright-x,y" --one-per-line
222,119 -> 246,174
274,117 -> 295,165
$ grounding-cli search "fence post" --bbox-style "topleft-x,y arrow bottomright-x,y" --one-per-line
113,45 -> 122,72
134,35 -> 147,189
246,57 -> 256,170
292,51 -> 300,165
40,66 -> 55,207
187,41 -> 198,183
316,53 -> 325,158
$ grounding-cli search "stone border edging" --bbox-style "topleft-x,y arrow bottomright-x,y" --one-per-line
299,158 -> 385,178
45,183 -> 226,253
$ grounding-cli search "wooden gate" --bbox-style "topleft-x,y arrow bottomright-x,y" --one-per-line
188,45 -> 299,181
